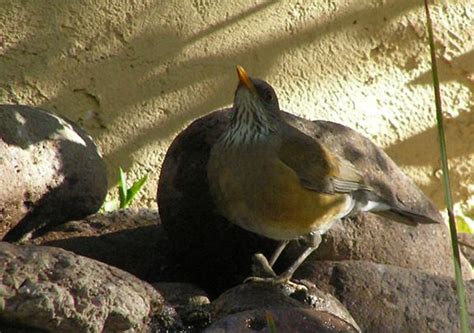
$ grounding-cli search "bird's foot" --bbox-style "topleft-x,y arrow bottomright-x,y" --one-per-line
244,274 -> 308,291
244,254 -> 307,290
244,273 -> 288,284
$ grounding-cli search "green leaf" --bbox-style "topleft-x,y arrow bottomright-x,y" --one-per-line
266,311 -> 277,333
456,215 -> 474,234
125,174 -> 148,207
118,167 -> 128,208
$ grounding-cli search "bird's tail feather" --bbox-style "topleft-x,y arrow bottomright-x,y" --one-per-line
373,208 -> 442,226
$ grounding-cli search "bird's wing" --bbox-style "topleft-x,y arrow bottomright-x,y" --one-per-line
277,124 -> 370,194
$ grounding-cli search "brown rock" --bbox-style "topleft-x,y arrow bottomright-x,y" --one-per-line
211,283 -> 303,319
158,109 -> 470,294
459,232 -> 474,266
0,242 -> 163,332
0,322 -> 46,333
25,209 -> 172,281
207,282 -> 360,333
284,212 -> 472,280
153,282 -> 211,330
153,282 -> 209,304
205,308 -> 357,333
0,105 -> 107,241
299,260 -> 474,332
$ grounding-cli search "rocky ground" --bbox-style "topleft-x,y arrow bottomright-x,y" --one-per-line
1,105 -> 473,332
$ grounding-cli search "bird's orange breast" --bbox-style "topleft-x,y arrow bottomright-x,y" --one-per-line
208,147 -> 349,240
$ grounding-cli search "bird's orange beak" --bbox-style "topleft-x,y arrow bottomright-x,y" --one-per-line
236,65 -> 256,93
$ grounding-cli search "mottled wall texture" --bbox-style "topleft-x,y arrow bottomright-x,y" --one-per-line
1,1 -> 473,212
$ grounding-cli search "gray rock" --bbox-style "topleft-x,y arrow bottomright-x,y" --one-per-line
300,260 -> 474,332
0,322 -> 46,333
211,283 -> 303,320
158,109 -> 471,294
0,242 -> 163,333
25,209 -> 171,281
153,282 -> 209,306
153,282 -> 211,330
0,105 -> 107,241
207,282 -> 359,333
205,308 -> 357,333
459,233 -> 474,266
285,212 -> 472,280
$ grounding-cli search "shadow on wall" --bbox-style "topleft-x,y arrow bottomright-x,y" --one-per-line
386,49 -> 474,206
1,0 -> 471,206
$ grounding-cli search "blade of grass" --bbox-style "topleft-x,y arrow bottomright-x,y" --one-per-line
422,1 -> 469,331
265,311 -> 277,333
125,174 -> 148,207
118,167 -> 128,208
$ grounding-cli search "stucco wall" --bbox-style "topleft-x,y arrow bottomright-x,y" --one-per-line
1,1 -> 473,212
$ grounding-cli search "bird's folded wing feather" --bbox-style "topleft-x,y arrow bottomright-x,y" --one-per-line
277,124 -> 370,194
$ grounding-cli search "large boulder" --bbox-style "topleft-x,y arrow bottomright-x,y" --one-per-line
158,109 -> 470,294
25,209 -> 171,282
0,105 -> 107,241
0,242 -> 163,332
300,260 -> 474,332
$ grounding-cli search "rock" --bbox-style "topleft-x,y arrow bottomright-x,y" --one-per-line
25,209 -> 172,282
205,308 -> 357,333
0,322 -> 46,333
459,233 -> 474,266
0,242 -> 163,333
153,282 -> 211,331
158,109 -> 470,294
153,282 -> 209,306
149,304 -> 183,332
299,260 -> 474,332
0,105 -> 107,241
206,283 -> 360,333
211,283 -> 302,319
284,213 -> 472,281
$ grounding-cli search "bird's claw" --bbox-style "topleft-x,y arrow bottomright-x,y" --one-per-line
243,275 -> 308,291
245,252 -> 308,290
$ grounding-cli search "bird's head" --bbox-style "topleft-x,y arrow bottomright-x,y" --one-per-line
234,65 -> 280,114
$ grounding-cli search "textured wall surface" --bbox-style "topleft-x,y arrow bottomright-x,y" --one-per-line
1,1 -> 473,211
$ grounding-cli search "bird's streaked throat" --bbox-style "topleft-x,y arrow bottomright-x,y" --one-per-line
221,90 -> 276,147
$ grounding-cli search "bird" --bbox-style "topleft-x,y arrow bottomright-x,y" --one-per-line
206,65 -> 441,284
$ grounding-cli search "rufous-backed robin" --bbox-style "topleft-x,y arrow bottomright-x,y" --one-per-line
207,66 -> 441,284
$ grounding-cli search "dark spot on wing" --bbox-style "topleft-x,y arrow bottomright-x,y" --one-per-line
374,149 -> 389,172
343,145 -> 364,163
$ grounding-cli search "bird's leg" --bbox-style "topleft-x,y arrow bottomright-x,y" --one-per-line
249,253 -> 277,279
246,234 -> 322,285
247,240 -> 290,279
269,240 -> 290,266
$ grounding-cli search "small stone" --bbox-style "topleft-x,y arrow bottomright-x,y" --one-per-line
207,282 -> 359,333
205,308 -> 358,333
153,282 -> 212,330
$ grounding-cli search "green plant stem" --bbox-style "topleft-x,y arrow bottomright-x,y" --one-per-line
423,1 -> 469,331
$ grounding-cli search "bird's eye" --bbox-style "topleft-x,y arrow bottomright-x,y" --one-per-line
263,90 -> 274,103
